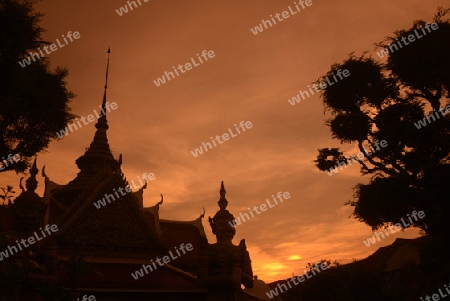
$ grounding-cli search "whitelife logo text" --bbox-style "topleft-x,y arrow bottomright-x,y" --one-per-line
0,224 -> 58,261
363,210 -> 425,247
115,0 -> 149,16
326,140 -> 388,176
250,0 -> 313,35
266,262 -> 328,299
56,102 -> 118,139
376,22 -> 439,59
229,191 -> 290,227
18,31 -> 81,68
191,121 -> 253,158
288,69 -> 350,106
153,50 -> 215,87
131,243 -> 193,280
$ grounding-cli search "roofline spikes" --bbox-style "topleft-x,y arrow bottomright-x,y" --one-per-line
42,165 -> 47,179
200,207 -> 205,219
155,194 -> 163,210
19,177 -> 25,192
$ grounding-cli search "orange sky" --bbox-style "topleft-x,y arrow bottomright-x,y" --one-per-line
1,0 -> 446,283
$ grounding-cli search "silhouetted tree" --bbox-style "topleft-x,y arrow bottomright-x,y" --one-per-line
314,8 -> 450,239
0,186 -> 15,205
0,0 -> 75,174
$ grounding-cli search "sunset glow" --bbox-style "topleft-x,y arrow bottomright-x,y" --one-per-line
1,0 -> 442,287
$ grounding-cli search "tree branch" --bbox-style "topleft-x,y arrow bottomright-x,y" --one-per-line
357,140 -> 398,176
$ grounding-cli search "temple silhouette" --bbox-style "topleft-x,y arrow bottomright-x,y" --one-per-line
0,54 -> 265,301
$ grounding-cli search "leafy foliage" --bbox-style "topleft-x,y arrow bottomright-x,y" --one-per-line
314,8 -> 450,237
0,185 -> 15,205
0,0 -> 75,174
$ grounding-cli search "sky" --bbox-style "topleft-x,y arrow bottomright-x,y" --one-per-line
1,0 -> 447,283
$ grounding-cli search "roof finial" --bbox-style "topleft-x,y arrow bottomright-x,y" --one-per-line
105,47 -> 110,90
75,49 -> 117,171
220,181 -> 226,198
97,48 -> 110,128
199,207 -> 205,219
155,194 -> 164,210
25,157 -> 38,192
42,165 -> 47,179
218,181 -> 228,210
101,47 -> 110,112
19,177 -> 25,192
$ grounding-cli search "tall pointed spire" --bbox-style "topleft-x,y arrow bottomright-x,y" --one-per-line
101,47 -> 110,110
75,48 -> 118,172
97,46 -> 110,130
105,47 -> 110,90
209,181 -> 236,240
218,181 -> 228,210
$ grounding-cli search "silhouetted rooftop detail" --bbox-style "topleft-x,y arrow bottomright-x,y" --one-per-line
155,194 -> 163,210
209,181 -> 235,235
16,157 -> 41,202
75,48 -> 119,173
218,180 -> 228,210
25,157 -> 39,193
12,158 -> 45,233
199,182 -> 254,299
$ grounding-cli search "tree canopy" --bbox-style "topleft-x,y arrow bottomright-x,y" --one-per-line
0,0 -> 75,174
314,8 -> 450,239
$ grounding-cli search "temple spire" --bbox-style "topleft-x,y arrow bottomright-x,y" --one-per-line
98,47 -> 110,126
209,181 -> 236,242
218,181 -> 228,210
75,48 -> 118,172
105,47 -> 110,90
96,47 -> 110,128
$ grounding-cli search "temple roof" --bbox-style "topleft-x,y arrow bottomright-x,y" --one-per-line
38,51 -> 168,251
160,217 -> 207,239
37,50 -> 208,261
52,49 -> 121,206
143,196 -> 207,240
